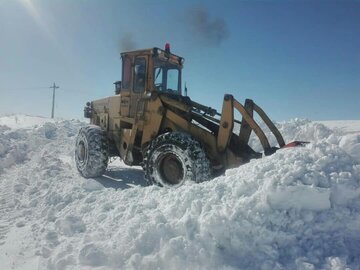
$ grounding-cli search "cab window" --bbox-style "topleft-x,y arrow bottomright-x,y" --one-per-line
167,69 -> 179,91
154,67 -> 163,89
134,57 -> 146,93
153,61 -> 181,94
121,56 -> 131,89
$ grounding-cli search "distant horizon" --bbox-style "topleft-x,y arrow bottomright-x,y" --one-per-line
1,113 -> 360,123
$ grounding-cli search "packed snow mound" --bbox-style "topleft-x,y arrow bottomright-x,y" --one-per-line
0,116 -> 360,270
0,118 -> 82,173
317,120 -> 360,134
249,118 -> 360,163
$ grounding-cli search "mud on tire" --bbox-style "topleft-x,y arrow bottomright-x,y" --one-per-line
75,125 -> 109,178
143,132 -> 211,187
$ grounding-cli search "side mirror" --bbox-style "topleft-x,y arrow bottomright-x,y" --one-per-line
114,81 -> 122,94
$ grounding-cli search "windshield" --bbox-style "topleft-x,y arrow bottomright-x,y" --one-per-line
153,59 -> 181,94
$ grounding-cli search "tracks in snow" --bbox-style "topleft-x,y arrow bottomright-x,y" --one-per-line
0,176 -> 15,245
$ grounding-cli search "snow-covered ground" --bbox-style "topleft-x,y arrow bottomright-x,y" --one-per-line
0,114 -> 56,130
0,115 -> 360,270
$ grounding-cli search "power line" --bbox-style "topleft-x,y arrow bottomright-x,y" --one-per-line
50,82 -> 60,119
0,87 -> 99,93
0,87 -> 50,91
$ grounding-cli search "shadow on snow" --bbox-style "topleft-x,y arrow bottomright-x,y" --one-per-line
95,166 -> 148,190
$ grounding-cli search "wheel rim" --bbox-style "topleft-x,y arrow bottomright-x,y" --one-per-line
77,141 -> 86,162
159,153 -> 184,185
75,134 -> 88,169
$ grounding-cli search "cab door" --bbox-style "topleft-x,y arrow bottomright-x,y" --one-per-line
130,56 -> 148,118
120,55 -> 132,117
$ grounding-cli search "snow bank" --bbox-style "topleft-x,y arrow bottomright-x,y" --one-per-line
0,116 -> 360,270
0,118 -> 81,173
0,114 -> 57,129
317,120 -> 360,134
249,118 -> 360,163
339,134 -> 360,163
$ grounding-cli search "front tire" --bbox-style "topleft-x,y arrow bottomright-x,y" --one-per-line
143,132 -> 211,187
75,125 -> 109,178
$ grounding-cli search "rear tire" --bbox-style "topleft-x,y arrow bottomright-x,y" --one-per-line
143,132 -> 211,187
75,125 -> 109,178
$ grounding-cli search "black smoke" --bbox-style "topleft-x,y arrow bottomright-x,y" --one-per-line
119,32 -> 137,52
185,6 -> 229,46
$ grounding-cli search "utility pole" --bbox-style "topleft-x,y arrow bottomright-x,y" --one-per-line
50,82 -> 59,118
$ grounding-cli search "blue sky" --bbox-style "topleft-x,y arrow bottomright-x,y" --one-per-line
0,0 -> 359,120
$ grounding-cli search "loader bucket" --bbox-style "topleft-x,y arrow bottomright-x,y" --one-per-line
218,95 -> 308,160
282,141 -> 309,148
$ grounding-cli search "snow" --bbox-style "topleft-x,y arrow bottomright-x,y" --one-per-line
0,114 -> 56,130
317,120 -> 360,134
0,115 -> 360,269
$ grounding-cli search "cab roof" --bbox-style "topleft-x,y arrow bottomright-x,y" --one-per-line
120,47 -> 185,66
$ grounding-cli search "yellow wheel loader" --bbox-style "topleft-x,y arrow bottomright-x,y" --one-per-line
75,44 -> 306,187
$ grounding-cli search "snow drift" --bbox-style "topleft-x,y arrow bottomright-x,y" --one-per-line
0,115 -> 360,270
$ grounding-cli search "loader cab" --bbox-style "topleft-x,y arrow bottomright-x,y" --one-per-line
118,45 -> 184,117
119,45 -> 184,95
